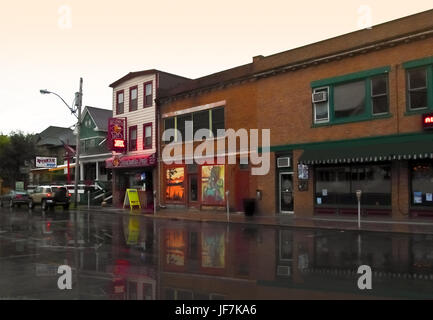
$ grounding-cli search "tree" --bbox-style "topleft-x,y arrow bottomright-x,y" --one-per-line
0,132 -> 39,188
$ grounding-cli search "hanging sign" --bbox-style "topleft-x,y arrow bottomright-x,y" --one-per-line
108,117 -> 127,152
123,189 -> 141,210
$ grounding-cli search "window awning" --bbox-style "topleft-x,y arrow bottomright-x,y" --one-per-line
299,135 -> 433,165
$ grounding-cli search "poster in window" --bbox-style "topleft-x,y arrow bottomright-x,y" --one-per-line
201,231 -> 225,269
426,193 -> 433,202
166,167 -> 185,201
201,165 -> 225,205
317,197 -> 322,204
414,192 -> 423,204
165,230 -> 185,267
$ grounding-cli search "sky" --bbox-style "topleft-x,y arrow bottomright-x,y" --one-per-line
0,0 -> 432,135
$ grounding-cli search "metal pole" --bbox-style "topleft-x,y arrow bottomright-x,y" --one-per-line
88,190 -> 90,209
356,190 -> 362,230
226,190 -> 230,222
358,199 -> 361,229
74,78 -> 83,208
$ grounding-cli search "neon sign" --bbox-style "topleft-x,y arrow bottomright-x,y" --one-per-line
108,117 -> 127,152
114,139 -> 125,148
422,113 -> 433,130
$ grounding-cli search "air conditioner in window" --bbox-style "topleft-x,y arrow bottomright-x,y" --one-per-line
277,265 -> 291,276
312,91 -> 328,103
277,157 -> 291,168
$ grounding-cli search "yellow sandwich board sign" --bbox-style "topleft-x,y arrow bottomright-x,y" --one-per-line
123,189 -> 141,210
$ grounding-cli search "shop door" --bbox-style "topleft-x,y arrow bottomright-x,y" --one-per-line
188,174 -> 199,207
279,173 -> 294,214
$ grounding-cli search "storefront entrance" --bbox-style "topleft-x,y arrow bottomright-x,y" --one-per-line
279,172 -> 294,214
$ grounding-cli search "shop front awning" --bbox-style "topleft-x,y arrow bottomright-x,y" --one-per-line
106,153 -> 156,169
298,134 -> 433,165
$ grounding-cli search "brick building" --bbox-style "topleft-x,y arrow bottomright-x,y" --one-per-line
157,9 -> 433,219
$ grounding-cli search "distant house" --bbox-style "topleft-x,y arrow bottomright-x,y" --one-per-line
79,106 -> 112,185
30,126 -> 76,185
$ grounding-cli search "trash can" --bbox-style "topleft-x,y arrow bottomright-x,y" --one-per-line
243,198 -> 256,216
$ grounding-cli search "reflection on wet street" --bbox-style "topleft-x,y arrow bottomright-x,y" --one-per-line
0,207 -> 432,300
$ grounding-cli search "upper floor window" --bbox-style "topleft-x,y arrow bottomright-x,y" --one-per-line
129,86 -> 138,112
163,107 -> 225,143
129,126 -> 137,151
403,56 -> 433,113
116,90 -> 124,115
407,68 -> 428,111
311,67 -> 390,125
144,82 -> 153,107
143,123 -> 152,149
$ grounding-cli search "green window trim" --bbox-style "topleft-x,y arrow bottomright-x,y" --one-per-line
311,67 -> 391,126
403,56 -> 433,69
404,62 -> 433,112
310,66 -> 391,88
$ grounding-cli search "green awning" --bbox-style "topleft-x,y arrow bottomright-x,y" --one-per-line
299,137 -> 433,165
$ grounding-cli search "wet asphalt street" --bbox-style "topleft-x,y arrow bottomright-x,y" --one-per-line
0,206 -> 432,300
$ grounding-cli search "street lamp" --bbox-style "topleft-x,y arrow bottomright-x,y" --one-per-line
40,78 -> 83,208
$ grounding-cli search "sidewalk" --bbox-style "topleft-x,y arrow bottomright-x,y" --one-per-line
82,205 -> 433,234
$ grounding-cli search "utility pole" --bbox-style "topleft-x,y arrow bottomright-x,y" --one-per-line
74,78 -> 83,208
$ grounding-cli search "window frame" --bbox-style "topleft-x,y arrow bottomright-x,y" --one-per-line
311,66 -> 391,126
144,81 -> 153,108
129,86 -> 138,112
403,56 -> 433,115
116,90 -> 124,115
312,86 -> 330,124
371,75 -> 389,116
143,122 -> 153,150
162,107 -> 225,143
129,125 -> 138,151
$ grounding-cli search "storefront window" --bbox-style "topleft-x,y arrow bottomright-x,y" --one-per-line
166,167 -> 185,202
201,165 -> 225,205
315,164 -> 391,206
411,162 -> 433,207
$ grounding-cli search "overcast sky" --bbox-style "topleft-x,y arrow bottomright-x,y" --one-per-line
0,0 -> 432,135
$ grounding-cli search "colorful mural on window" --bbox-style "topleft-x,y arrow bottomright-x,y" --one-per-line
201,230 -> 225,269
201,165 -> 225,205
166,167 -> 185,202
165,230 -> 185,267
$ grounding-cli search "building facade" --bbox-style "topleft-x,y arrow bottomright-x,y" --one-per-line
157,9 -> 433,219
107,70 -> 190,208
79,106 -> 112,186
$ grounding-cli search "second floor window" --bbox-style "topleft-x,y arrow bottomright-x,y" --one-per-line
163,107 -> 225,143
129,86 -> 138,111
129,126 -> 137,151
311,67 -> 390,125
144,82 -> 153,107
407,67 -> 428,111
116,91 -> 124,115
143,123 -> 152,149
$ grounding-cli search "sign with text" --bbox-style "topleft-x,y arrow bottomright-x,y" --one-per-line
108,117 -> 127,152
422,113 -> 433,130
36,157 -> 57,168
123,189 -> 141,210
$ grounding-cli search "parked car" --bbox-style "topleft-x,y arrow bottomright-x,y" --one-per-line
28,186 -> 71,210
0,190 -> 30,208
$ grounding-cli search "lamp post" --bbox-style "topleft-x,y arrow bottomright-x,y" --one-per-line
40,78 -> 83,208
